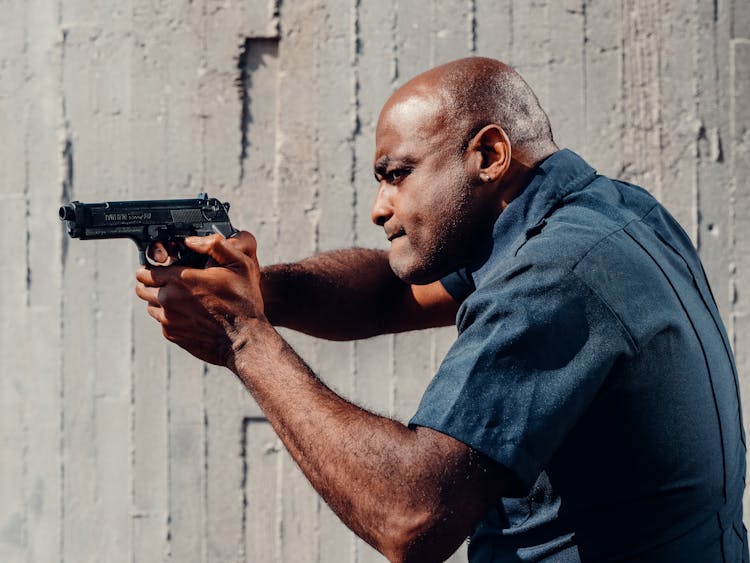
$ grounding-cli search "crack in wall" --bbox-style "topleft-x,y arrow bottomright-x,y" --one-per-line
235,37 -> 280,191
239,416 -> 251,558
350,0 -> 362,246
60,137 -> 73,267
236,38 -> 252,187
239,416 -> 267,559
468,0 -> 477,53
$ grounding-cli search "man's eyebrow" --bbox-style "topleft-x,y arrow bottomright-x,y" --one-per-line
374,156 -> 391,176
374,156 -> 416,175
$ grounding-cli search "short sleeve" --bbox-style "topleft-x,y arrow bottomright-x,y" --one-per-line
440,268 -> 475,304
411,259 -> 633,492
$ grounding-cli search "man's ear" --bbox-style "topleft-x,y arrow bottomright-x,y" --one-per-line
467,124 -> 511,184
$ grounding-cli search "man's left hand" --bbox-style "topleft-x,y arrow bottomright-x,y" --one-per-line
135,231 -> 265,368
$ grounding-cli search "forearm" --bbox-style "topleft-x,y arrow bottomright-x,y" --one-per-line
230,322 -> 499,562
261,248 -> 452,340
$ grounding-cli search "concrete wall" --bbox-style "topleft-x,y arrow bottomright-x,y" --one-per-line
1,0 -> 748,561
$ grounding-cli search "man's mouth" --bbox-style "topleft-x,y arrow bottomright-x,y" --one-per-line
387,228 -> 406,242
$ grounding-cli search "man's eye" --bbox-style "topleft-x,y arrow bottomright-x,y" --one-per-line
387,168 -> 411,184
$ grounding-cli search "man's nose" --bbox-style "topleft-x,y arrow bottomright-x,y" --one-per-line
371,183 -> 393,227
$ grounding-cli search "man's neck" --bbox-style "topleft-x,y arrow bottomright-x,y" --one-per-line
498,143 -> 558,211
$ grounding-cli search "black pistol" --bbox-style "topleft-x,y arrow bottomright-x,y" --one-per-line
59,193 -> 237,267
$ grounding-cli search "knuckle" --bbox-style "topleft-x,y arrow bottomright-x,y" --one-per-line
156,287 -> 170,307
233,231 -> 257,253
147,305 -> 162,323
246,232 -> 258,253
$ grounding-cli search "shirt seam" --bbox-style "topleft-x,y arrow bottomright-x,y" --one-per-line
560,200 -> 664,354
568,265 -> 639,355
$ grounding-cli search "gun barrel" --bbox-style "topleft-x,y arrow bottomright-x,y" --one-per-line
59,204 -> 76,221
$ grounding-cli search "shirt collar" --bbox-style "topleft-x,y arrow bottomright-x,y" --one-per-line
467,149 -> 598,282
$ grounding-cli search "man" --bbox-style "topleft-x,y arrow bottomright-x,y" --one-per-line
136,57 -> 748,562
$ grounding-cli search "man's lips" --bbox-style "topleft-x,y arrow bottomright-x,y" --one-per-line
386,228 -> 406,242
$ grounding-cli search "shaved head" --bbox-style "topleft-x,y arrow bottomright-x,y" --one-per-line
383,57 -> 556,162
372,57 -> 558,283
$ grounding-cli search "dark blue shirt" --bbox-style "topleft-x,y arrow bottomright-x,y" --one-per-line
411,150 -> 748,561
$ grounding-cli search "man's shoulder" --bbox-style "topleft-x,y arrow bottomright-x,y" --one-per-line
517,174 -> 662,269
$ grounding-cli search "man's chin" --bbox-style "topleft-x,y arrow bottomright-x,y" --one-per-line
388,256 -> 443,286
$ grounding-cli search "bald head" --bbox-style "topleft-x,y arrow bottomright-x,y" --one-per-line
372,59 -> 557,283
382,57 -> 557,164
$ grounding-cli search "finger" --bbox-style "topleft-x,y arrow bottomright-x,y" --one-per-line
135,282 -> 161,306
146,242 -> 170,265
186,231 -> 257,258
146,244 -> 180,267
184,233 -> 254,267
136,264 -> 181,287
146,304 -> 166,324
183,233 -> 221,253
222,231 -> 258,257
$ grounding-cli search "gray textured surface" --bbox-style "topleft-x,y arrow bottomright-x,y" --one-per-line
1,0 -> 748,561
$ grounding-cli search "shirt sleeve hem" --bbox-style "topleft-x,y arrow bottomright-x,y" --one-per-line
408,416 -> 542,494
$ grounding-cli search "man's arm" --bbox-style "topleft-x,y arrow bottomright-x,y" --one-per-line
135,233 -> 519,562
231,322 -> 516,562
261,248 -> 459,340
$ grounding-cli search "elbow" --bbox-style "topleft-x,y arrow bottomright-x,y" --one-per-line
378,508 -> 464,563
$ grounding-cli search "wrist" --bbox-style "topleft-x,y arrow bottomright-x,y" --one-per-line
226,317 -> 279,374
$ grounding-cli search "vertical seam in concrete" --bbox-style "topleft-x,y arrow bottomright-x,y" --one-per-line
313,22 -> 322,257
618,0 -> 627,177
274,433 -> 283,563
509,0 -> 514,60
57,2 -> 69,556
20,1 -> 31,554
348,2 -> 362,555
314,492 -> 322,563
92,245 -> 100,510
165,351 -> 173,556
129,307 -> 136,563
199,0 -> 208,195
429,1 -> 435,67
239,417 -> 251,561
272,0 -> 281,35
236,38 -> 252,191
728,38 -> 739,349
350,0 -> 361,247
468,0 -> 477,53
23,22 -> 31,311
271,1 -> 284,260
128,7 -> 136,558
198,1 -> 209,558
391,0 -> 399,85
582,0 -> 588,149
654,0 -> 665,197
712,0 -> 723,156
693,0 -> 702,251
201,364 -> 209,562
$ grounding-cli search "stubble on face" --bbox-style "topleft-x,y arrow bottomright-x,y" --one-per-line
374,93 -> 486,285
